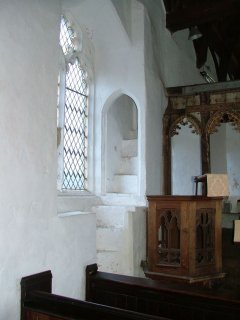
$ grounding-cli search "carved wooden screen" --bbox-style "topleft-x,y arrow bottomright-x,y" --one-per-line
196,208 -> 215,265
163,84 -> 240,195
157,209 -> 180,265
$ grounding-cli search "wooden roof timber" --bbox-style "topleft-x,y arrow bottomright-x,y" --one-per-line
162,0 -> 240,81
166,0 -> 240,33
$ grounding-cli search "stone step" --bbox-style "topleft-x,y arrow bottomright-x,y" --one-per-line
118,156 -> 138,175
101,194 -> 146,206
108,174 -> 138,194
121,139 -> 137,157
97,250 -> 126,274
96,206 -> 147,277
125,130 -> 137,140
94,205 -> 134,228
97,226 -> 124,251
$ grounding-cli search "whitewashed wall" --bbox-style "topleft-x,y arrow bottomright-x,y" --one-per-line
62,0 -> 213,198
143,7 -> 167,195
0,1 -> 222,317
0,1 -> 96,319
210,125 -> 228,174
226,125 -> 240,201
171,126 -> 201,195
62,0 -> 148,200
211,124 -> 240,212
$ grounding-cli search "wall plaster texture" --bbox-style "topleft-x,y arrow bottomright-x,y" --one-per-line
0,0 -> 220,317
0,1 -> 96,318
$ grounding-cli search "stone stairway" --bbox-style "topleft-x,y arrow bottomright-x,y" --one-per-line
107,138 -> 138,194
95,204 -> 146,276
94,136 -> 145,276
95,204 -> 132,275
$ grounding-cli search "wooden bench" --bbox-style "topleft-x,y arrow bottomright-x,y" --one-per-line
86,264 -> 240,320
21,270 -> 169,320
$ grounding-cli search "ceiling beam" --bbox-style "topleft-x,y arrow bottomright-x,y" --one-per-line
166,0 -> 240,32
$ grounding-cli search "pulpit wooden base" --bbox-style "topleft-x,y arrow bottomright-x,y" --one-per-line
144,270 -> 226,288
146,195 -> 225,287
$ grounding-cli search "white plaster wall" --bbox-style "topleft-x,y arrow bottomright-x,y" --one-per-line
226,125 -> 240,212
111,0 -> 132,40
210,125 -> 227,174
171,126 -> 201,195
61,0 -> 214,197
131,207 -> 146,277
61,0 -> 150,278
0,1 -> 96,318
226,125 -> 240,198
210,124 -> 240,213
143,8 -> 167,195
62,0 -> 147,201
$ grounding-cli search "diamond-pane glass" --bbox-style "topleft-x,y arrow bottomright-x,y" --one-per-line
62,59 -> 88,190
66,63 -> 88,96
60,16 -> 74,55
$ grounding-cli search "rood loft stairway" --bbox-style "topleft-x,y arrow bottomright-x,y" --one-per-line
94,136 -> 145,276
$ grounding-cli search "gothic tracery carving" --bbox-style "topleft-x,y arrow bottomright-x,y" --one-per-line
157,208 -> 181,265
206,110 -> 240,135
169,115 -> 202,137
196,209 -> 215,265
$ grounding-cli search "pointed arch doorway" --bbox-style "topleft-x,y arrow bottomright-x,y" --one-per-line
102,93 -> 139,196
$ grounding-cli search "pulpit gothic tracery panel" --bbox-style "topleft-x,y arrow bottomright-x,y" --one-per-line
157,209 -> 180,265
145,196 -> 225,285
196,209 -> 215,266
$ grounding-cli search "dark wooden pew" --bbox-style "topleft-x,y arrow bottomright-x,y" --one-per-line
21,270 -> 169,320
86,264 -> 240,320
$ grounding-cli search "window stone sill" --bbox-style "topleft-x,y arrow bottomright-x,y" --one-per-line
58,211 -> 95,218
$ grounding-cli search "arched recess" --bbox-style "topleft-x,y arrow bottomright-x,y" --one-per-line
206,110 -> 240,135
163,114 -> 202,194
169,114 -> 202,137
205,110 -> 240,174
102,92 -> 139,195
170,115 -> 202,195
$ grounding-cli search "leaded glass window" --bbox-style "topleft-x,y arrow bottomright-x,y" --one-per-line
59,16 -> 89,190
60,16 -> 75,55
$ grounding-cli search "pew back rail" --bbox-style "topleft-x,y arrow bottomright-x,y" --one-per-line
21,270 -> 169,320
86,263 -> 240,320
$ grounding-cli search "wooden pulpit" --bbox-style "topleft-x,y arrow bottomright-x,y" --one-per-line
145,195 -> 225,286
